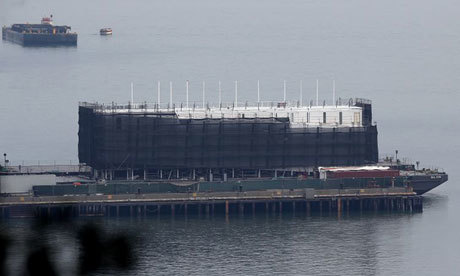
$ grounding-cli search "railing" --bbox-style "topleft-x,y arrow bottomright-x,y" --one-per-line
79,97 -> 367,113
2,161 -> 90,174
6,160 -> 80,166
353,98 -> 372,105
378,156 -> 444,173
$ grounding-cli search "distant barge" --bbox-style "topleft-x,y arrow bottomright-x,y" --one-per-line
2,16 -> 77,46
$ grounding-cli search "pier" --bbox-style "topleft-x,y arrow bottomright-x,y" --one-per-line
0,187 -> 422,219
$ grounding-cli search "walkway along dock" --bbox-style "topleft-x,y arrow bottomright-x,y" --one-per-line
0,187 -> 422,218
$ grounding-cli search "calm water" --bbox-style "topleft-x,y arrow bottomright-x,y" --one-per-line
1,0 -> 460,274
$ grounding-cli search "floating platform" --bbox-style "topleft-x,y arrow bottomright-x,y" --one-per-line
2,18 -> 77,46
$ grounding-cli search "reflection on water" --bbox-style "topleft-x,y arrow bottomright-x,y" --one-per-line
0,191 -> 453,276
422,193 -> 449,209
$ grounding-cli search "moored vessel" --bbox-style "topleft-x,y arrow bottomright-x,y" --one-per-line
318,164 -> 447,195
2,15 -> 77,46
77,86 -> 448,195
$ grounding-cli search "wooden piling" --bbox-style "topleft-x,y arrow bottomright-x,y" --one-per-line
0,187 -> 423,218
239,202 -> 244,215
337,198 -> 342,216
346,199 -> 350,214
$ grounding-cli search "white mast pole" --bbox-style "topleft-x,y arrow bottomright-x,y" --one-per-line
186,80 -> 189,109
300,80 -> 303,107
130,82 -> 134,104
157,81 -> 161,107
333,80 -> 336,106
218,80 -> 222,108
235,80 -> 238,108
316,79 -> 319,106
202,81 -> 206,109
170,81 -> 173,108
257,80 -> 260,105
283,80 -> 286,103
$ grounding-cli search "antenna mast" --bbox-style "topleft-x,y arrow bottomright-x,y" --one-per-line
234,81 -> 238,108
130,82 -> 134,104
316,79 -> 319,106
300,80 -> 303,107
202,81 -> 206,109
257,80 -> 260,107
157,81 -> 161,107
283,80 -> 286,103
333,80 -> 336,105
170,81 -> 173,108
218,80 -> 222,109
186,80 -> 189,109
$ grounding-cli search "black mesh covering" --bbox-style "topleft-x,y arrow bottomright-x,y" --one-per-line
79,106 -> 378,170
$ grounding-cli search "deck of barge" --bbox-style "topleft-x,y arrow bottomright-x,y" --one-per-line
0,187 -> 422,218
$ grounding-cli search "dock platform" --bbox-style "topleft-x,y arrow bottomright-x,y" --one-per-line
0,187 -> 422,219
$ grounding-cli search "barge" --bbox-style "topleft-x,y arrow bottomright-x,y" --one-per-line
2,15 -> 77,46
77,93 -> 447,195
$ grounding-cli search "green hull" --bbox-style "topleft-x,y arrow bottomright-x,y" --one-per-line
33,176 -> 425,196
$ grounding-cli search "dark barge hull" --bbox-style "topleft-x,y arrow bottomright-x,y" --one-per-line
410,174 -> 448,194
2,27 -> 77,46
31,174 -> 447,196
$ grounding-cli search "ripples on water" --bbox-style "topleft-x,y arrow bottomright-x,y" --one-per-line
0,197 -> 453,276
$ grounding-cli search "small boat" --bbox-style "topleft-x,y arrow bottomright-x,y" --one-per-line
100,28 -> 112,35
